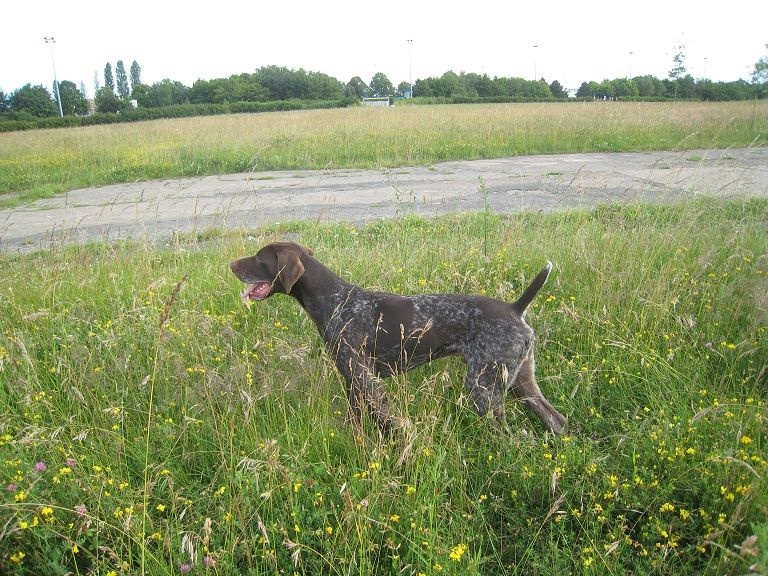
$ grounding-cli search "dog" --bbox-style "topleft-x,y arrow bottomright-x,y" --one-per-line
230,242 -> 566,435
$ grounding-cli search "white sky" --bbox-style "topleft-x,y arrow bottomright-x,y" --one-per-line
2,0 -> 766,97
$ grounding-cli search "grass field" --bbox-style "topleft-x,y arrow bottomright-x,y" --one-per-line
0,196 -> 766,574
1,100 -> 767,207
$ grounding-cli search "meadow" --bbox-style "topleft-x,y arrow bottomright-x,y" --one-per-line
0,101 -> 767,574
0,197 -> 766,575
1,100 -> 767,207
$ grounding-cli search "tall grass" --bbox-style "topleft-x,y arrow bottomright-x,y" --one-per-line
1,101 -> 766,207
0,198 -> 765,574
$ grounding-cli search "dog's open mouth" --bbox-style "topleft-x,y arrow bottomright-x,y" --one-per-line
241,282 -> 272,302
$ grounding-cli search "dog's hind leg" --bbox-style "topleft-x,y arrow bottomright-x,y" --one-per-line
509,355 -> 567,434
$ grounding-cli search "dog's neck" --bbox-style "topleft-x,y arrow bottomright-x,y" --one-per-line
289,257 -> 356,334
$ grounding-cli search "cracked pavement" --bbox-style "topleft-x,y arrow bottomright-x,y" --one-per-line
1,147 -> 766,253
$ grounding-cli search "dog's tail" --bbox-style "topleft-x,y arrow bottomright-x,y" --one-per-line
512,261 -> 552,315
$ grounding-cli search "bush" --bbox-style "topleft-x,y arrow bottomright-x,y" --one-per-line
0,99 -> 354,132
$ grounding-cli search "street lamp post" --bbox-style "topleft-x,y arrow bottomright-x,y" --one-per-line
532,45 -> 538,81
407,39 -> 413,97
628,51 -> 634,79
43,36 -> 64,117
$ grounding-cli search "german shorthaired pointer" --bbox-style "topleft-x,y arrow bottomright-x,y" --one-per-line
230,242 -> 567,435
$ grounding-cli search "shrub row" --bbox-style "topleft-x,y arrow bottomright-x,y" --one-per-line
0,99 -> 355,132
400,95 -> 686,106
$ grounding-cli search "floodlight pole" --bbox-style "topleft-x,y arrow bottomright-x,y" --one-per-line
407,39 -> 414,97
44,36 -> 64,117
532,45 -> 538,81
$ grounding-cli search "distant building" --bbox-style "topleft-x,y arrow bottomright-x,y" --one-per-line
361,97 -> 391,107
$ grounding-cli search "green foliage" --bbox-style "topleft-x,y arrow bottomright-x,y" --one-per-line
549,80 -> 567,98
345,76 -> 369,99
130,82 -> 149,103
187,68 -> 343,106
8,84 -> 57,118
0,200 -> 765,574
668,45 -> 687,81
129,60 -> 142,92
576,82 -> 592,98
414,72 -> 555,99
752,45 -> 768,99
255,65 -> 343,101
139,79 -> 189,108
94,86 -> 123,114
370,72 -> 394,97
115,60 -> 130,100
103,62 -> 115,92
189,74 -> 268,104
55,81 -> 88,116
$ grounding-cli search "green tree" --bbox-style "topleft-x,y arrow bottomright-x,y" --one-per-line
635,75 -> 662,97
576,81 -> 592,98
752,44 -> 768,98
256,65 -> 297,100
0,90 -> 8,113
56,80 -> 88,115
700,80 -> 727,101
144,79 -> 189,107
467,73 -> 498,97
549,80 -> 567,98
230,73 -> 268,101
412,77 -> 438,97
104,63 -> 115,92
115,60 -> 130,99
9,84 -> 57,117
438,71 -> 462,97
583,80 -> 610,99
668,45 -> 687,80
678,74 -> 696,98
500,77 -> 528,98
345,77 -> 369,99
612,78 -> 639,99
668,45 -> 687,99
130,60 -> 142,92
95,85 -> 121,113
369,72 -> 394,97
131,83 -> 150,105
523,79 -> 552,98
306,72 -> 343,100
396,81 -> 411,97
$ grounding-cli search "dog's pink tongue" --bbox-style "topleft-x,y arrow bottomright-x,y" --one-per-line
241,282 -> 271,302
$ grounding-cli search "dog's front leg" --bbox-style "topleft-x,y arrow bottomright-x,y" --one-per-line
356,360 -> 397,436
338,349 -> 397,436
335,353 -> 365,434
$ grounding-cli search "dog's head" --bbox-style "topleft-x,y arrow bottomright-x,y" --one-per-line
230,242 -> 313,302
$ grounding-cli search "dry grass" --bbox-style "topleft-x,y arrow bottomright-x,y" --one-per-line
1,101 -> 766,207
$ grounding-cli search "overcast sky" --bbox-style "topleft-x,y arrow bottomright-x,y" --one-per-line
3,0 -> 766,97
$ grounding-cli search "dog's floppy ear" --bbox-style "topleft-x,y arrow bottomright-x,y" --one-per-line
276,246 -> 306,293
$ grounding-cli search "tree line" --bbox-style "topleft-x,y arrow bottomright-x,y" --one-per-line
2,48 -> 767,128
